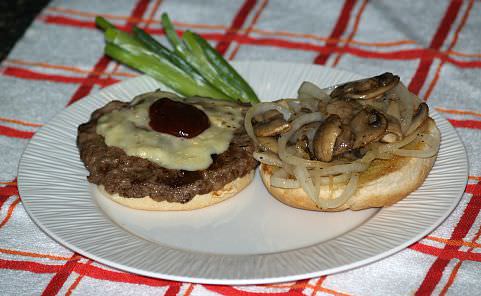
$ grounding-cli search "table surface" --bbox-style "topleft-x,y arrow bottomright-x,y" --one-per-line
1,1 -> 480,295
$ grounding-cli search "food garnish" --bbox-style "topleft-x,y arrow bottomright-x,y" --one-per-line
95,14 -> 259,104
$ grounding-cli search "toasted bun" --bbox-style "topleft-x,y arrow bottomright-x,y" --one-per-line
259,118 -> 440,211
98,170 -> 255,211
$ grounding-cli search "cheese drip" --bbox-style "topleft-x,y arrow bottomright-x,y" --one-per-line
96,91 -> 244,171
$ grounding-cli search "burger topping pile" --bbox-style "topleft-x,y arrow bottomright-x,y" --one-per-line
245,73 -> 440,209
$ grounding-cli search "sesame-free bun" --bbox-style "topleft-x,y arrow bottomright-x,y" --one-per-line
259,118 -> 440,211
98,170 -> 255,211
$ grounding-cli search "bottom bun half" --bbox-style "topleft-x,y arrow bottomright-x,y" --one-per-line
260,118 -> 440,211
98,170 -> 255,211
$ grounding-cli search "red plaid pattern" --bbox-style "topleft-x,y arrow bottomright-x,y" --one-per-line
1,0 -> 480,294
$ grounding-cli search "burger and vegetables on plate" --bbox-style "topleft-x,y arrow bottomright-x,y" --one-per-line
77,15 -> 440,212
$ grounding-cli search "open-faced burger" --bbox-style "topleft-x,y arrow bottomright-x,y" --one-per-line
245,73 -> 440,211
77,90 -> 258,211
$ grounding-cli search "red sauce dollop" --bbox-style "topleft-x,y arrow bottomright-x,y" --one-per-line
149,98 -> 210,138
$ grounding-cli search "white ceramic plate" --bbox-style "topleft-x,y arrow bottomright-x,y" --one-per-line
18,62 -> 468,285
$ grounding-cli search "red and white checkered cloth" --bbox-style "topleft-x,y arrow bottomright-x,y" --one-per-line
1,0 -> 480,295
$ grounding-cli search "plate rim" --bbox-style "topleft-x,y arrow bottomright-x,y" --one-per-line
17,61 -> 469,285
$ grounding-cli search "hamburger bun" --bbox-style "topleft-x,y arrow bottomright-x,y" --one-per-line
98,170 -> 255,211
259,118 -> 440,211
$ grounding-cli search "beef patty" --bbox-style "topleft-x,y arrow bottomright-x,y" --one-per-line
77,99 -> 258,204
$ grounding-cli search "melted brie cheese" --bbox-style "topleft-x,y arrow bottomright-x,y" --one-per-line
96,91 -> 244,171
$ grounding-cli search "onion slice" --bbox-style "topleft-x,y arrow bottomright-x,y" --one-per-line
298,81 -> 330,100
312,172 -> 351,185
271,168 -> 300,188
311,169 -> 322,198
376,129 -> 419,154
393,147 -> 437,158
253,151 -> 284,167
315,162 -> 368,176
392,82 -> 415,134
393,133 -> 440,158
320,173 -> 359,209
292,165 -> 317,202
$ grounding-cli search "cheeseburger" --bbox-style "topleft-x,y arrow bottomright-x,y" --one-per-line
77,90 -> 258,211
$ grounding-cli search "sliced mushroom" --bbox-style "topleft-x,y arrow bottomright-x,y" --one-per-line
254,118 -> 291,137
318,101 -> 327,114
405,102 -> 429,135
340,147 -> 367,161
273,99 -> 290,110
257,136 -> 278,153
381,116 -> 403,143
293,121 -> 320,144
326,99 -> 355,124
333,125 -> 354,155
295,135 -> 311,159
312,115 -> 342,162
330,72 -> 400,100
350,109 -> 388,148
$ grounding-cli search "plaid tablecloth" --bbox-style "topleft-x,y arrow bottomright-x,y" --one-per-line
1,0 -> 480,295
